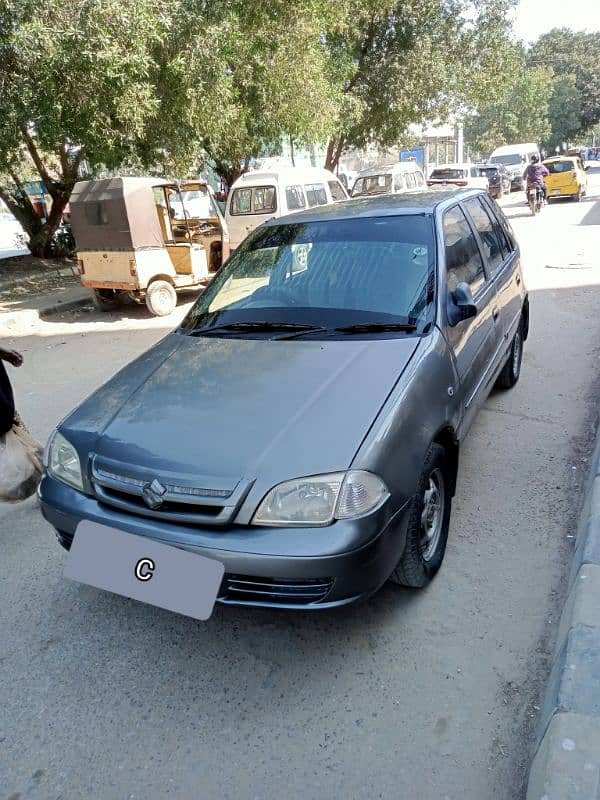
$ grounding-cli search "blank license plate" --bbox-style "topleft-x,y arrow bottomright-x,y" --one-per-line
552,189 -> 561,195
65,520 -> 224,620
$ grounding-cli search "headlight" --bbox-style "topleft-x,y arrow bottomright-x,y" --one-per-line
47,431 -> 83,491
252,471 -> 389,527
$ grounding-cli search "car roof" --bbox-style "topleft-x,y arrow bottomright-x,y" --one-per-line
231,166 -> 337,187
356,162 -> 422,178
431,163 -> 477,170
543,155 -> 576,162
263,189 -> 484,225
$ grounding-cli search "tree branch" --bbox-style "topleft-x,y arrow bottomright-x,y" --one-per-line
19,123 -> 56,196
345,14 -> 377,95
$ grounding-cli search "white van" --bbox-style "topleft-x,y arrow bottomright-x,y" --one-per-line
350,162 -> 426,197
226,166 -> 348,251
489,143 -> 541,190
427,163 -> 489,190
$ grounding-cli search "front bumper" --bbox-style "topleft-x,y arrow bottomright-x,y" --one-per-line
40,475 -> 410,611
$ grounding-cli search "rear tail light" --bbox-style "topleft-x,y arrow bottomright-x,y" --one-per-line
426,180 -> 435,186
454,180 -> 468,187
76,258 -> 84,275
129,258 -> 137,277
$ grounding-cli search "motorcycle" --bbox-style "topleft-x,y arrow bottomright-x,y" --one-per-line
527,184 -> 544,216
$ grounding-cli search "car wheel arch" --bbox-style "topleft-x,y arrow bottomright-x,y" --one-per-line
432,426 -> 459,497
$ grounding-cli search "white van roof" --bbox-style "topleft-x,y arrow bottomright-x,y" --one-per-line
431,163 -> 478,170
232,166 -> 339,187
490,143 -> 539,156
356,162 -> 422,178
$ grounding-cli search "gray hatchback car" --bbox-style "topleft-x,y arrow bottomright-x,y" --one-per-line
40,189 -> 528,610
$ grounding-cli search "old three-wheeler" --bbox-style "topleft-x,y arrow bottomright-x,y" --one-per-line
69,177 -> 229,316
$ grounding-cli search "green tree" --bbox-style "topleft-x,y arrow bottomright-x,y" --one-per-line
546,76 -> 583,150
528,29 -> 600,133
464,46 -> 553,156
320,0 -> 518,170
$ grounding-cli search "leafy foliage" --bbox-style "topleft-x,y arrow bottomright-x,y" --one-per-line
463,46 -> 553,157
528,29 -> 600,133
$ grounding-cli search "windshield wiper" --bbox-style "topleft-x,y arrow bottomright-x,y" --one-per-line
189,321 -> 327,336
334,322 -> 417,334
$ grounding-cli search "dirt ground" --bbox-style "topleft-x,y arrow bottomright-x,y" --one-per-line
0,254 -> 79,302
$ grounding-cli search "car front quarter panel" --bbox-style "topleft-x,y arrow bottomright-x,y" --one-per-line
350,328 -> 461,510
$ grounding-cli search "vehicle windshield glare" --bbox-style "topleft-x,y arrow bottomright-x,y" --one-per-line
490,154 -> 523,166
181,216 -> 435,335
351,175 -> 393,196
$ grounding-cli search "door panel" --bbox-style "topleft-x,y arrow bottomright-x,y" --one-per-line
442,204 -> 502,433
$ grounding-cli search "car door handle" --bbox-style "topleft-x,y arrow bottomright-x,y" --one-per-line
492,307 -> 500,321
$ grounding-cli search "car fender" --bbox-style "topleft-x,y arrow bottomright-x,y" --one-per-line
350,328 -> 461,511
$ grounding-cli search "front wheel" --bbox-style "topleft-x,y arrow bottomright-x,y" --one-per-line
145,280 -> 177,316
389,444 -> 451,589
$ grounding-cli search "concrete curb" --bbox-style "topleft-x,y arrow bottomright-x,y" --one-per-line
37,294 -> 90,318
1,289 -> 91,333
527,432 -> 600,799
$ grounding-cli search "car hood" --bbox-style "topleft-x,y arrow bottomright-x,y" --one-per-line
63,332 -> 420,486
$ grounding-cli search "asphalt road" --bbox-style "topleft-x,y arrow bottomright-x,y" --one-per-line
1,170 -> 600,800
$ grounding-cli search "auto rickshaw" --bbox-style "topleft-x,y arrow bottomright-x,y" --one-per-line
69,177 -> 229,316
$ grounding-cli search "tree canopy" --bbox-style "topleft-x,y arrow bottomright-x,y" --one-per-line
463,45 -> 553,157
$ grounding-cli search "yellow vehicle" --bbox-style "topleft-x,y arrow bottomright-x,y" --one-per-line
543,156 -> 587,202
70,177 -> 229,316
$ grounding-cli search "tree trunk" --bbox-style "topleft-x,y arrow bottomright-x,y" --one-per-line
28,194 -> 70,258
324,136 -> 345,172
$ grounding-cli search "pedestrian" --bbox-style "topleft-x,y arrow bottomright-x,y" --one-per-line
0,346 -> 23,436
0,347 -> 43,503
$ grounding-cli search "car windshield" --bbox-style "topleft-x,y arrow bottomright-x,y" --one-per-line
545,160 -> 575,174
181,215 -> 436,335
479,167 -> 499,177
351,175 -> 393,196
490,154 -> 522,166
430,169 -> 466,180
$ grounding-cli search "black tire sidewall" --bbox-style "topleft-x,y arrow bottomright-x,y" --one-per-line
394,444 -> 452,586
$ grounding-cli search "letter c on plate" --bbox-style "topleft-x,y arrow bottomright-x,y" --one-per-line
135,558 -> 155,582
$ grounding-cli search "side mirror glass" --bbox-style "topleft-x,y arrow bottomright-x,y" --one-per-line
448,281 -> 478,326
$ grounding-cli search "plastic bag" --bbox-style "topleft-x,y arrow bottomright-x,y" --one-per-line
0,418 -> 43,503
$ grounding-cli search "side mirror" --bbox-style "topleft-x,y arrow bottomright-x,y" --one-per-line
448,282 -> 478,326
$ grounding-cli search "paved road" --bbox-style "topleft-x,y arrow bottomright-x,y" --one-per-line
2,171 -> 600,800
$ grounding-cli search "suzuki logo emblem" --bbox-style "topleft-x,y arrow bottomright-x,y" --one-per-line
142,478 -> 167,509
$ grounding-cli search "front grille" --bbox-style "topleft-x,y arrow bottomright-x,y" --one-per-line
220,575 -> 334,605
90,457 -> 250,527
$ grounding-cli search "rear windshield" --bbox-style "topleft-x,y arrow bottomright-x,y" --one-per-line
479,167 -> 499,177
490,154 -> 523,166
430,169 -> 466,180
230,186 -> 277,215
181,215 -> 436,334
351,174 -> 393,196
545,160 -> 576,174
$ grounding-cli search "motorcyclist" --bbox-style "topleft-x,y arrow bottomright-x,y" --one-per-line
523,154 -> 549,204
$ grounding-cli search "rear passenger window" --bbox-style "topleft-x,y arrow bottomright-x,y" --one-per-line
485,196 -> 516,252
305,183 -> 328,207
470,167 -> 480,177
463,197 -> 504,275
328,181 -> 347,202
443,206 -> 486,294
285,185 -> 306,211
394,174 -> 405,191
405,172 -> 416,189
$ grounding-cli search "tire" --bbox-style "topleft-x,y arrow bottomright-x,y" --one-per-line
91,289 -> 121,311
389,443 -> 451,588
145,280 -> 177,316
496,320 -> 524,390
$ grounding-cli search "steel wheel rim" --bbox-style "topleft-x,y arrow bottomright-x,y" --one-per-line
420,467 -> 445,561
155,287 -> 172,313
512,330 -> 522,376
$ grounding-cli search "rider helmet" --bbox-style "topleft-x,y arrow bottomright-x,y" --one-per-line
530,154 -> 539,163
